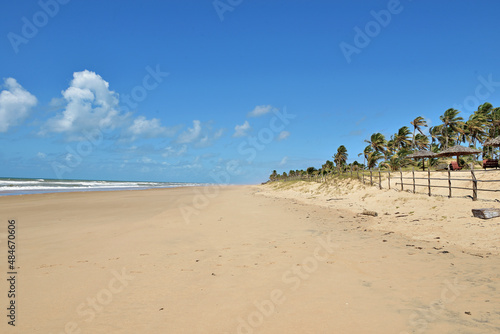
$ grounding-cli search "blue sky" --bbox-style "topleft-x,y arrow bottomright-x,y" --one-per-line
1,0 -> 500,184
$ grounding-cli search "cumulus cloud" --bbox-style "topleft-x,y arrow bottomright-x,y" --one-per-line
233,120 -> 251,137
177,120 -> 202,144
41,70 -> 124,139
278,131 -> 290,141
176,120 -> 223,147
247,105 -> 275,117
125,116 -> 177,140
41,70 -> 174,142
0,78 -> 37,132
198,128 -> 224,148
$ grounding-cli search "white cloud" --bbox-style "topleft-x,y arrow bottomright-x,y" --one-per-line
0,78 -> 37,132
247,105 -> 275,117
233,120 -> 251,137
278,131 -> 290,141
41,70 -> 124,140
279,156 -> 288,166
177,120 -> 202,144
176,120 -> 224,147
37,152 -> 46,159
126,116 -> 176,140
41,70 -> 173,142
141,156 -> 153,164
163,145 -> 187,157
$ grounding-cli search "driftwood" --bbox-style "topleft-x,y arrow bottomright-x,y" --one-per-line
361,210 -> 378,217
472,208 -> 500,219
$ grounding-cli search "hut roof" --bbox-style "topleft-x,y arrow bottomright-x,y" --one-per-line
435,145 -> 481,157
483,136 -> 500,147
407,150 -> 436,159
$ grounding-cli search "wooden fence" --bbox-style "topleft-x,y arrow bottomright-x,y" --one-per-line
349,165 -> 500,201
273,164 -> 500,201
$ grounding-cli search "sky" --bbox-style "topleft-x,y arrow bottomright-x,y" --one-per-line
1,0 -> 500,184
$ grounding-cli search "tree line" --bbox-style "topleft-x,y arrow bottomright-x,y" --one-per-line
269,103 -> 500,181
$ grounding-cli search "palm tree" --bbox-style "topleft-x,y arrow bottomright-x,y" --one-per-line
306,167 -> 317,177
333,145 -> 348,167
439,108 -> 464,149
366,151 -> 383,169
386,138 -> 396,156
322,160 -> 334,174
381,153 -> 411,171
359,145 -> 373,167
393,126 -> 412,151
464,113 -> 487,148
269,170 -> 278,181
411,116 -> 428,149
414,133 -> 430,150
364,133 -> 386,155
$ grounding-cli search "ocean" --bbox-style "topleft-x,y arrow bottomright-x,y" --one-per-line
0,177 -> 205,196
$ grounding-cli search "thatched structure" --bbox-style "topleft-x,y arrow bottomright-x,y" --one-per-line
435,145 -> 481,166
407,150 -> 436,171
483,136 -> 500,147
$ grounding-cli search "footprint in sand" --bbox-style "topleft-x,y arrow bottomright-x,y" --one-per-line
77,260 -> 88,263
194,249 -> 205,252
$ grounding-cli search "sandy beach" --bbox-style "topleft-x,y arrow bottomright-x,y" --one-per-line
1,184 -> 499,333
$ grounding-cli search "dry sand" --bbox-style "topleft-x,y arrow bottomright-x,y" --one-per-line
0,184 -> 498,333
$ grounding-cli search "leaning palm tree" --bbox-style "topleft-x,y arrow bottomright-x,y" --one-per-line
393,126 -> 412,151
487,107 -> 500,139
414,133 -> 430,150
364,133 -> 386,156
464,113 -> 487,148
439,108 -> 464,149
386,138 -> 396,156
366,151 -> 383,169
411,116 -> 428,149
333,145 -> 348,168
381,152 -> 411,171
358,145 -> 373,167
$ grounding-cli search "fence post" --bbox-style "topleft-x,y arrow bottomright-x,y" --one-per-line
370,170 -> 373,186
412,167 -> 416,193
400,168 -> 403,191
378,168 -> 382,189
362,171 -> 365,184
448,168 -> 452,198
427,167 -> 431,196
388,171 -> 391,189
357,168 -> 359,180
471,168 -> 477,201
350,166 -> 353,178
